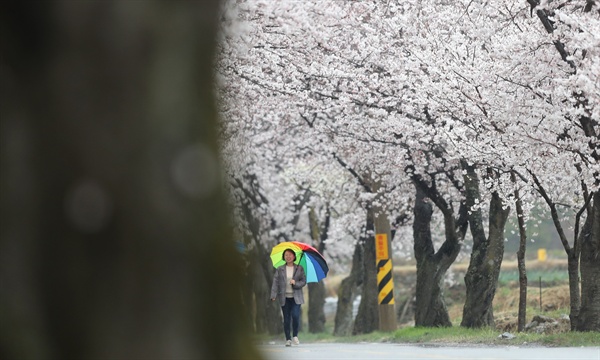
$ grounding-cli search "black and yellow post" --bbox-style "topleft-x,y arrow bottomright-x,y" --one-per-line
375,233 -> 397,331
377,257 -> 394,304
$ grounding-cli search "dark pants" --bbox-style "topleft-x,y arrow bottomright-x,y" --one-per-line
281,297 -> 300,340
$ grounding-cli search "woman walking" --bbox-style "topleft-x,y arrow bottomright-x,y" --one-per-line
270,249 -> 306,346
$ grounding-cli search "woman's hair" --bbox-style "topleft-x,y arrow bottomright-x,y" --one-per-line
282,249 -> 297,261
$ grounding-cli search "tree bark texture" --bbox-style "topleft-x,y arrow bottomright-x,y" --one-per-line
566,250 -> 582,330
413,186 -> 458,327
353,208 -> 379,334
0,1 -> 261,359
461,192 -> 509,328
251,249 -> 282,335
307,207 -> 327,333
461,166 -> 510,328
578,192 -> 600,331
235,178 -> 284,334
333,240 -> 363,336
512,172 -> 528,332
250,245 -> 282,335
307,282 -> 326,333
333,277 -> 355,336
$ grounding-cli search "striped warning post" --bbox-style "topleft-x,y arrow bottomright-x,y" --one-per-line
377,259 -> 394,305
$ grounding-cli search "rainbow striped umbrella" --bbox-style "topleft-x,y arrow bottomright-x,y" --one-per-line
270,241 -> 329,283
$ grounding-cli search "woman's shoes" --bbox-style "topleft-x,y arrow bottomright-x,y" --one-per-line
284,337 -> 299,346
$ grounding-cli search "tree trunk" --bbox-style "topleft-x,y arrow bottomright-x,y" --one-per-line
413,186 -> 460,327
461,192 -> 509,328
333,277 -> 355,336
414,262 -> 453,327
528,0 -> 599,333
251,250 -> 282,335
353,208 -> 379,334
0,1 -> 263,359
307,207 -> 327,333
236,185 -> 284,334
512,172 -> 528,332
578,192 -> 600,331
308,282 -> 326,333
333,240 -> 363,336
531,174 -> 584,331
461,165 -> 510,328
566,250 -> 581,330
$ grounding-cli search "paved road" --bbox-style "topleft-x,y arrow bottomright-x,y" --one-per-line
259,342 -> 600,360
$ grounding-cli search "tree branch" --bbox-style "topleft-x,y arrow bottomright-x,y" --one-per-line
332,152 -> 372,193
530,171 -> 573,254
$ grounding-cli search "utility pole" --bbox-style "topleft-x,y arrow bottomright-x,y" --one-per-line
374,213 -> 397,332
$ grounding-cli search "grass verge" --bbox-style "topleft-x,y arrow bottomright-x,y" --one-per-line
255,327 -> 600,347
393,327 -> 600,347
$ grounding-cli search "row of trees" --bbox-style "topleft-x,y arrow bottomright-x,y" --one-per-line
216,0 -> 599,333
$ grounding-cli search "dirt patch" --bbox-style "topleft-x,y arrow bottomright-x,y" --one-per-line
489,285 -> 571,333
493,284 -> 571,313
444,284 -> 571,333
495,312 -> 519,332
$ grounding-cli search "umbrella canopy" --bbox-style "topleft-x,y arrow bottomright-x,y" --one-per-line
270,241 -> 329,283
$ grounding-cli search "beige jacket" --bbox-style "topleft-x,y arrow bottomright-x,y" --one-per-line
270,264 -> 306,306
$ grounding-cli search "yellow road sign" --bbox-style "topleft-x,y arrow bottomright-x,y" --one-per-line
375,233 -> 389,260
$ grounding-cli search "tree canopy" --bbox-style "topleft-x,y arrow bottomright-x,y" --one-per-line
217,0 -> 598,261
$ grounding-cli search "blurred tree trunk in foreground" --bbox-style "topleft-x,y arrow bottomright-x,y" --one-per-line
0,1 -> 262,359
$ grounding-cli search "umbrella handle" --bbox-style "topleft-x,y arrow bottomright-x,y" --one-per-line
293,252 -> 304,278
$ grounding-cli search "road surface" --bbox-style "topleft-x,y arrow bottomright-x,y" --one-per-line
259,342 -> 600,360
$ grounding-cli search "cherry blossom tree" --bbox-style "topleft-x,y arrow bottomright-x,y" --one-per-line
217,0 -> 599,333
